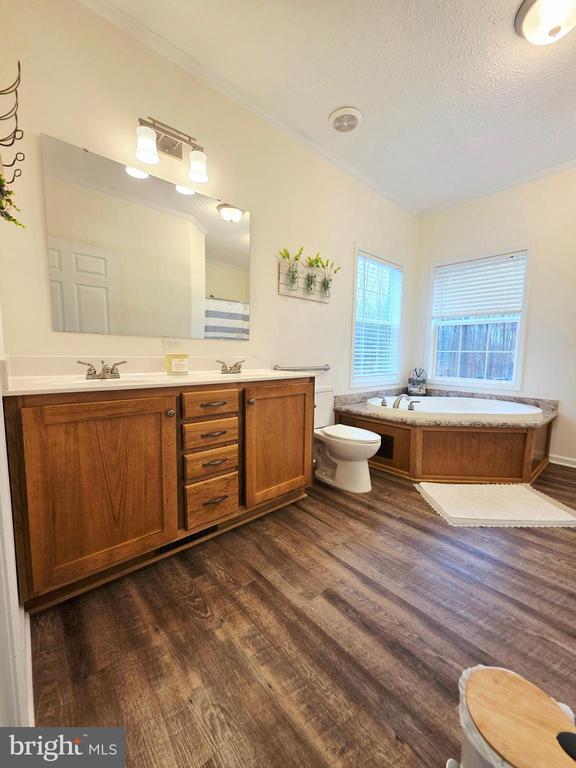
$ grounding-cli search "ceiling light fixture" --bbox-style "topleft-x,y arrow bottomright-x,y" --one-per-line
515,0 -> 576,45
217,203 -> 243,223
329,107 -> 363,133
175,184 -> 195,195
125,166 -> 149,179
135,125 -> 159,165
188,150 -> 208,184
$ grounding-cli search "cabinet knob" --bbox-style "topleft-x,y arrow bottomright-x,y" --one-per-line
166,409 -> 176,418
247,398 -> 256,406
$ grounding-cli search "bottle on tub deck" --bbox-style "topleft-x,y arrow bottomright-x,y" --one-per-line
165,353 -> 189,375
407,367 -> 427,396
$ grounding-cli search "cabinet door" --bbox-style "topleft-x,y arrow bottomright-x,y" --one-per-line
21,396 -> 178,594
244,381 -> 314,508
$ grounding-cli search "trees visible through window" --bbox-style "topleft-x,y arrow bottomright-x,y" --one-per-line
430,251 -> 527,386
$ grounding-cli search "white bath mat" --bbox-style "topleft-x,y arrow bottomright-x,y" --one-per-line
416,482 -> 576,528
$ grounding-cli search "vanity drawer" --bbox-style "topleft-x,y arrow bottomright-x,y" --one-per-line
183,417 -> 238,450
182,389 -> 239,419
185,472 -> 239,530
184,444 -> 238,481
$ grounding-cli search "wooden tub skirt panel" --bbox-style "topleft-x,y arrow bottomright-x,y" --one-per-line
335,412 -> 553,484
420,428 -> 527,481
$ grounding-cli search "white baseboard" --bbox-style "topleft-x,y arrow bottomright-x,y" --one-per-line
550,454 -> 576,469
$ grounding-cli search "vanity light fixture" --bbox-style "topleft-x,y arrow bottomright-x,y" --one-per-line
135,125 -> 159,165
175,184 -> 195,195
188,149 -> 208,184
125,166 -> 149,179
136,117 -> 207,184
515,0 -> 576,44
217,203 -> 243,223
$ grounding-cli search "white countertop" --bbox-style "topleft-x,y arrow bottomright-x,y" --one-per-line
3,369 -> 315,396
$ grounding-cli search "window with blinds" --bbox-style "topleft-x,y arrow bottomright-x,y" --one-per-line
430,250 -> 528,386
352,251 -> 403,387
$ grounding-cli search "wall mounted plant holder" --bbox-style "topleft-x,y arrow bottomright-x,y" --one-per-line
276,250 -> 340,303
0,61 -> 25,227
278,264 -> 330,303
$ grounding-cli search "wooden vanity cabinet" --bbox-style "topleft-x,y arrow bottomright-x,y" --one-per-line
17,395 -> 179,595
244,381 -> 314,507
4,377 -> 314,610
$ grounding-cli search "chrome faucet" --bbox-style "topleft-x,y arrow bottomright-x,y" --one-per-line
392,393 -> 411,409
217,360 -> 245,374
77,360 -> 98,379
77,360 -> 127,380
109,361 -> 127,378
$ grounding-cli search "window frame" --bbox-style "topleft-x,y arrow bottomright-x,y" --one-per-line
349,246 -> 404,390
426,248 -> 531,392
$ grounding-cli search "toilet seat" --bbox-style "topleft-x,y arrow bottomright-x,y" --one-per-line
320,424 -> 380,444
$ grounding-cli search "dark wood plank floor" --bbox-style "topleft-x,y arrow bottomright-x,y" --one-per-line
32,464 -> 576,767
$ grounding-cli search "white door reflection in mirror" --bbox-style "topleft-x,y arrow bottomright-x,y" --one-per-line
48,237 -> 120,334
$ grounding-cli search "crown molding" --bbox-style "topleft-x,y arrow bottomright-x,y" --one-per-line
420,154 -> 576,216
77,0 -> 413,214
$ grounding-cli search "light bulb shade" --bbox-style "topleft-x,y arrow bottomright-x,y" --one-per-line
136,125 -> 159,164
125,166 -> 149,179
175,184 -> 195,195
516,0 -> 576,45
188,150 -> 208,183
217,203 -> 243,223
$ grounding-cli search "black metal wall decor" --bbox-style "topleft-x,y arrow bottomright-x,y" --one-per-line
0,61 -> 25,227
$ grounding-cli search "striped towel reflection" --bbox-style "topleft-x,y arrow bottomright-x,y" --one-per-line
204,298 -> 250,339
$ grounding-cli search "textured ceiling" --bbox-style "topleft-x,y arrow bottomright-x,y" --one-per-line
82,0 -> 576,212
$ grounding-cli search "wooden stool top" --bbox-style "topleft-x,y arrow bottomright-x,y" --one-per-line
466,668 -> 576,768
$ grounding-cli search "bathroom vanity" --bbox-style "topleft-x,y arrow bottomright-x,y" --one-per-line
3,374 -> 314,611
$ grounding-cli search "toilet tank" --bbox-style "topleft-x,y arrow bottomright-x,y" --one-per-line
314,386 -> 335,428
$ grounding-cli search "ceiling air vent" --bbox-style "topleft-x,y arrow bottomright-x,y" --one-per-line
329,107 -> 363,133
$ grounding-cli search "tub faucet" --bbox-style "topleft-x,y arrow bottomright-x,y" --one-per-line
392,394 -> 411,409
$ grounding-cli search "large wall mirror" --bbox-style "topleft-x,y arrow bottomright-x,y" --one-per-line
41,135 -> 250,340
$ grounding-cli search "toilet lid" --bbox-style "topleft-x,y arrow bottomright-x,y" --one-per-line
322,424 -> 380,444
465,668 -> 576,768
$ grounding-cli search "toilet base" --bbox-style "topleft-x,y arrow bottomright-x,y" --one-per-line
315,458 -> 372,494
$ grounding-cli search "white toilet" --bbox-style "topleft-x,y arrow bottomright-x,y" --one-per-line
314,386 -> 381,493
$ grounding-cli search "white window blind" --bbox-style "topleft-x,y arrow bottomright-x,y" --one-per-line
430,250 -> 527,385
352,252 -> 403,386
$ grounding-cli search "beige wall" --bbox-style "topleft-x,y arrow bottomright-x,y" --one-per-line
2,0 -> 572,460
205,261 -> 249,303
1,0 -> 418,394
416,169 -> 576,462
45,176 -> 206,338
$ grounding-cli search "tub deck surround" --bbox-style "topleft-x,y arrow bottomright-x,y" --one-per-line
335,400 -> 557,430
334,388 -> 558,418
3,373 -> 315,610
334,392 -> 557,484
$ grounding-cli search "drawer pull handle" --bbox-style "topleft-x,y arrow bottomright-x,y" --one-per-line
166,409 -> 176,417
202,458 -> 229,467
201,430 -> 227,438
201,401 -> 228,408
203,495 -> 228,506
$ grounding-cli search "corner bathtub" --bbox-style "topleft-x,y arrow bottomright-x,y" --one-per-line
334,396 -> 556,484
366,396 -> 544,425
